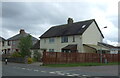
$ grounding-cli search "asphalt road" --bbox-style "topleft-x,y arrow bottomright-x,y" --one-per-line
2,62 -> 119,77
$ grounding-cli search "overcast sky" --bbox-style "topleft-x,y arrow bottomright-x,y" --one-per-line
1,0 -> 119,46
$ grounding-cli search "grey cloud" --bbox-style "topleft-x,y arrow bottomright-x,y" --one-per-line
2,2 -> 28,18
2,2 -> 118,44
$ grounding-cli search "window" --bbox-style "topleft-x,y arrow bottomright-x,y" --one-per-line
49,38 -> 55,43
73,36 -> 75,42
2,41 -> 4,46
8,41 -> 10,46
12,41 -> 16,45
61,36 -> 68,43
49,49 -> 54,52
82,25 -> 86,28
44,39 -> 46,43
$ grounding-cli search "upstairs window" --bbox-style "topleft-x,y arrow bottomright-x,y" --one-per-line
49,38 -> 55,43
12,41 -> 16,45
8,41 -> 10,46
44,39 -> 46,43
61,36 -> 68,43
2,41 -> 4,46
73,36 -> 75,42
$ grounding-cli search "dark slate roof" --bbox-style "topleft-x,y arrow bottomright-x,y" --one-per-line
7,33 -> 38,41
0,37 -> 6,41
31,40 -> 40,49
40,19 -> 104,38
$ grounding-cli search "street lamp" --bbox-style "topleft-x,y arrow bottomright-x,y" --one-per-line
100,26 -> 107,63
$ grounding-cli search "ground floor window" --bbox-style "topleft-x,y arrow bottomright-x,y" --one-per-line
49,49 -> 54,52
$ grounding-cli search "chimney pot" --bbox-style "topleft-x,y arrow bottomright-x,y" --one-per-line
20,29 -> 25,34
67,18 -> 73,24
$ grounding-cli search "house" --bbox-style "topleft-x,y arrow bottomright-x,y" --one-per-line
98,42 -> 119,54
31,40 -> 41,58
39,18 -> 106,53
0,37 -> 6,54
0,37 -> 11,55
7,29 -> 38,54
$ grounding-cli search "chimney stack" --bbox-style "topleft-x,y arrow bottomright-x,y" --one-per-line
67,18 -> 73,24
20,29 -> 25,34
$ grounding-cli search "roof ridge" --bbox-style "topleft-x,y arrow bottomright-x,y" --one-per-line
51,19 -> 95,28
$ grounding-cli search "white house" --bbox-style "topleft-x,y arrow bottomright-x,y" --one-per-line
98,42 -> 119,54
7,29 -> 38,54
39,18 -> 106,53
0,37 -> 11,55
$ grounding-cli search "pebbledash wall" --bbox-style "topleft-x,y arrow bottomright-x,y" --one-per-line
40,35 -> 82,52
82,21 -> 103,52
40,22 -> 103,53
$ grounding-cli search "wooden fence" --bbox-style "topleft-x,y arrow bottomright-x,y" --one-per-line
42,52 -> 120,64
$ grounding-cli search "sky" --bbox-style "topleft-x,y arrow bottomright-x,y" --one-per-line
1,0 -> 119,46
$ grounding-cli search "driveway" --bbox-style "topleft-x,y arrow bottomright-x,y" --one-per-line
2,62 -> 119,77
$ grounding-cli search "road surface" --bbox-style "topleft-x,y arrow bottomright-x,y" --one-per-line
2,62 -> 119,77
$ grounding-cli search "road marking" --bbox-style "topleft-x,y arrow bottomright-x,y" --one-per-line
82,74 -> 88,76
41,71 -> 46,73
49,72 -> 56,74
26,68 -> 32,71
66,75 -> 74,76
72,74 -> 80,76
34,70 -> 39,72
66,73 -> 70,74
22,68 -> 25,70
55,71 -> 61,72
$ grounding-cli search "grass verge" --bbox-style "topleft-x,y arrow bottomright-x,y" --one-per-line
43,62 -> 118,67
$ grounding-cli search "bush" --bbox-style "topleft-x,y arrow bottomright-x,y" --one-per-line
11,52 -> 22,58
33,50 -> 42,61
32,58 -> 37,62
27,57 -> 33,64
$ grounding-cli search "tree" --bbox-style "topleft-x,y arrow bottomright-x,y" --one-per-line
18,35 -> 32,57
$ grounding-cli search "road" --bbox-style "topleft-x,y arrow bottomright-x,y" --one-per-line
2,62 -> 119,77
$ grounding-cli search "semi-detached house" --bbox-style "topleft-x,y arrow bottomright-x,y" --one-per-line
40,18 -> 107,53
7,29 -> 38,54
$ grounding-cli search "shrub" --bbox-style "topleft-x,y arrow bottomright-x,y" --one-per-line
11,52 -> 22,58
33,50 -> 42,61
27,57 -> 33,64
32,58 -> 37,62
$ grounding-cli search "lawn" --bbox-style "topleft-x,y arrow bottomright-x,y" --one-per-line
43,62 -> 119,67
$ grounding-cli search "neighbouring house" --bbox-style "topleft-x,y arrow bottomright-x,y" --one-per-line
98,42 -> 119,54
6,29 -> 38,54
31,40 -> 41,58
39,18 -> 107,53
0,37 -> 11,55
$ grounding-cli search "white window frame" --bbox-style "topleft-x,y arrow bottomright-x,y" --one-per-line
61,36 -> 68,43
49,38 -> 55,43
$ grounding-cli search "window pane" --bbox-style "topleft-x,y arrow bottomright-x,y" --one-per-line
44,39 -> 46,43
49,38 -> 54,43
73,36 -> 75,42
61,36 -> 68,43
49,49 -> 54,52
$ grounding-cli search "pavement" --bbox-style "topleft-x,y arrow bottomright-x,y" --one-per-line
2,62 -> 119,77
